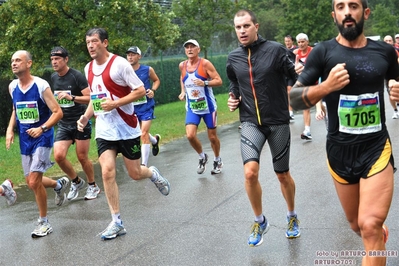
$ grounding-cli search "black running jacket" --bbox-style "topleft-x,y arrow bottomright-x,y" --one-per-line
226,36 -> 297,125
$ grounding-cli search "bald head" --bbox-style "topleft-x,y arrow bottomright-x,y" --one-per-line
11,50 -> 33,76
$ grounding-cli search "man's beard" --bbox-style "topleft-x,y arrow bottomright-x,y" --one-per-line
336,15 -> 364,41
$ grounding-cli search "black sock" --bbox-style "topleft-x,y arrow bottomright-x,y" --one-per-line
72,176 -> 80,183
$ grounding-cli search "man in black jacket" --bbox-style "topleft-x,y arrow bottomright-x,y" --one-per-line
226,9 -> 300,247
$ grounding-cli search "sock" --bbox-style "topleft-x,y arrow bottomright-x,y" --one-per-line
199,152 -> 205,159
141,144 -> 150,166
304,126 -> 310,132
54,181 -> 62,191
40,216 -> 48,223
289,111 -> 293,116
255,214 -> 265,224
214,156 -> 221,162
150,169 -> 158,182
88,182 -> 96,186
149,134 -> 157,145
72,176 -> 80,184
112,213 -> 122,225
287,210 -> 297,217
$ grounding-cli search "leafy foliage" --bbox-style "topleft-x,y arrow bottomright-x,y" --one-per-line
0,0 -> 180,78
172,0 -> 247,58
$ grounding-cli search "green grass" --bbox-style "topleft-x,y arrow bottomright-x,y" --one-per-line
0,93 -> 239,186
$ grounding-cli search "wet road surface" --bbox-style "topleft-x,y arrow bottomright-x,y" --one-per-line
1,100 -> 398,266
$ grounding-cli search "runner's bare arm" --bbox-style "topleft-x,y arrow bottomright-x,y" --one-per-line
290,63 -> 350,110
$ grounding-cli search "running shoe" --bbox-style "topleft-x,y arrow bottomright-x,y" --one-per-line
1,179 -> 17,206
382,224 -> 389,243
286,215 -> 301,238
149,166 -> 170,196
152,134 -> 161,156
197,153 -> 208,174
392,112 -> 398,119
67,178 -> 86,200
210,159 -> 223,175
31,219 -> 53,238
300,131 -> 312,141
84,184 -> 101,200
290,114 -> 295,121
54,177 -> 69,206
100,221 -> 127,240
248,217 -> 270,247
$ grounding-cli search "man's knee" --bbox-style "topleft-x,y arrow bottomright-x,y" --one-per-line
276,171 -> 293,185
358,217 -> 384,239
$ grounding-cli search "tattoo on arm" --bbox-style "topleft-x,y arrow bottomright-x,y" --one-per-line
302,86 -> 312,107
290,81 -> 313,110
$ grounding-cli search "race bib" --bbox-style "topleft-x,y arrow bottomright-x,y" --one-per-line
338,93 -> 381,134
54,90 -> 74,108
133,95 -> 147,105
16,101 -> 39,124
91,92 -> 110,115
189,97 -> 207,111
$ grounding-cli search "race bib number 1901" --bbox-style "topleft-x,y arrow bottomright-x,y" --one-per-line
16,101 -> 40,124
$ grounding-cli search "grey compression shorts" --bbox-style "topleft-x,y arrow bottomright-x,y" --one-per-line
240,122 -> 291,173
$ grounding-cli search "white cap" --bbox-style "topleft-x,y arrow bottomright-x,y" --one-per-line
296,33 -> 309,41
395,34 -> 399,38
183,39 -> 200,48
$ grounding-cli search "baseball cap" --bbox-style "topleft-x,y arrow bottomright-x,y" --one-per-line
183,39 -> 200,48
50,46 -> 68,57
395,34 -> 399,38
126,46 -> 141,55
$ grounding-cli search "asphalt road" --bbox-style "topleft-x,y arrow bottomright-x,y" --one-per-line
1,99 -> 398,266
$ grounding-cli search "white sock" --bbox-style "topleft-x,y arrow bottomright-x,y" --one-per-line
199,152 -> 205,159
54,181 -> 62,190
255,214 -> 265,223
149,134 -> 157,145
141,144 -> 150,166
304,126 -> 311,132
112,213 -> 122,225
287,210 -> 297,217
150,169 -> 158,182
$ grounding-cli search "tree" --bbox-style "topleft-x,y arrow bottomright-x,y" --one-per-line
0,0 -> 180,79
277,0 -> 336,45
172,0 -> 247,58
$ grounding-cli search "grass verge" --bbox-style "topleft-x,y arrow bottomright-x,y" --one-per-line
0,93 -> 239,186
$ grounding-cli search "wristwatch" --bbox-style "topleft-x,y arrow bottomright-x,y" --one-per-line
204,80 -> 209,86
41,125 -> 48,132
71,95 -> 76,102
